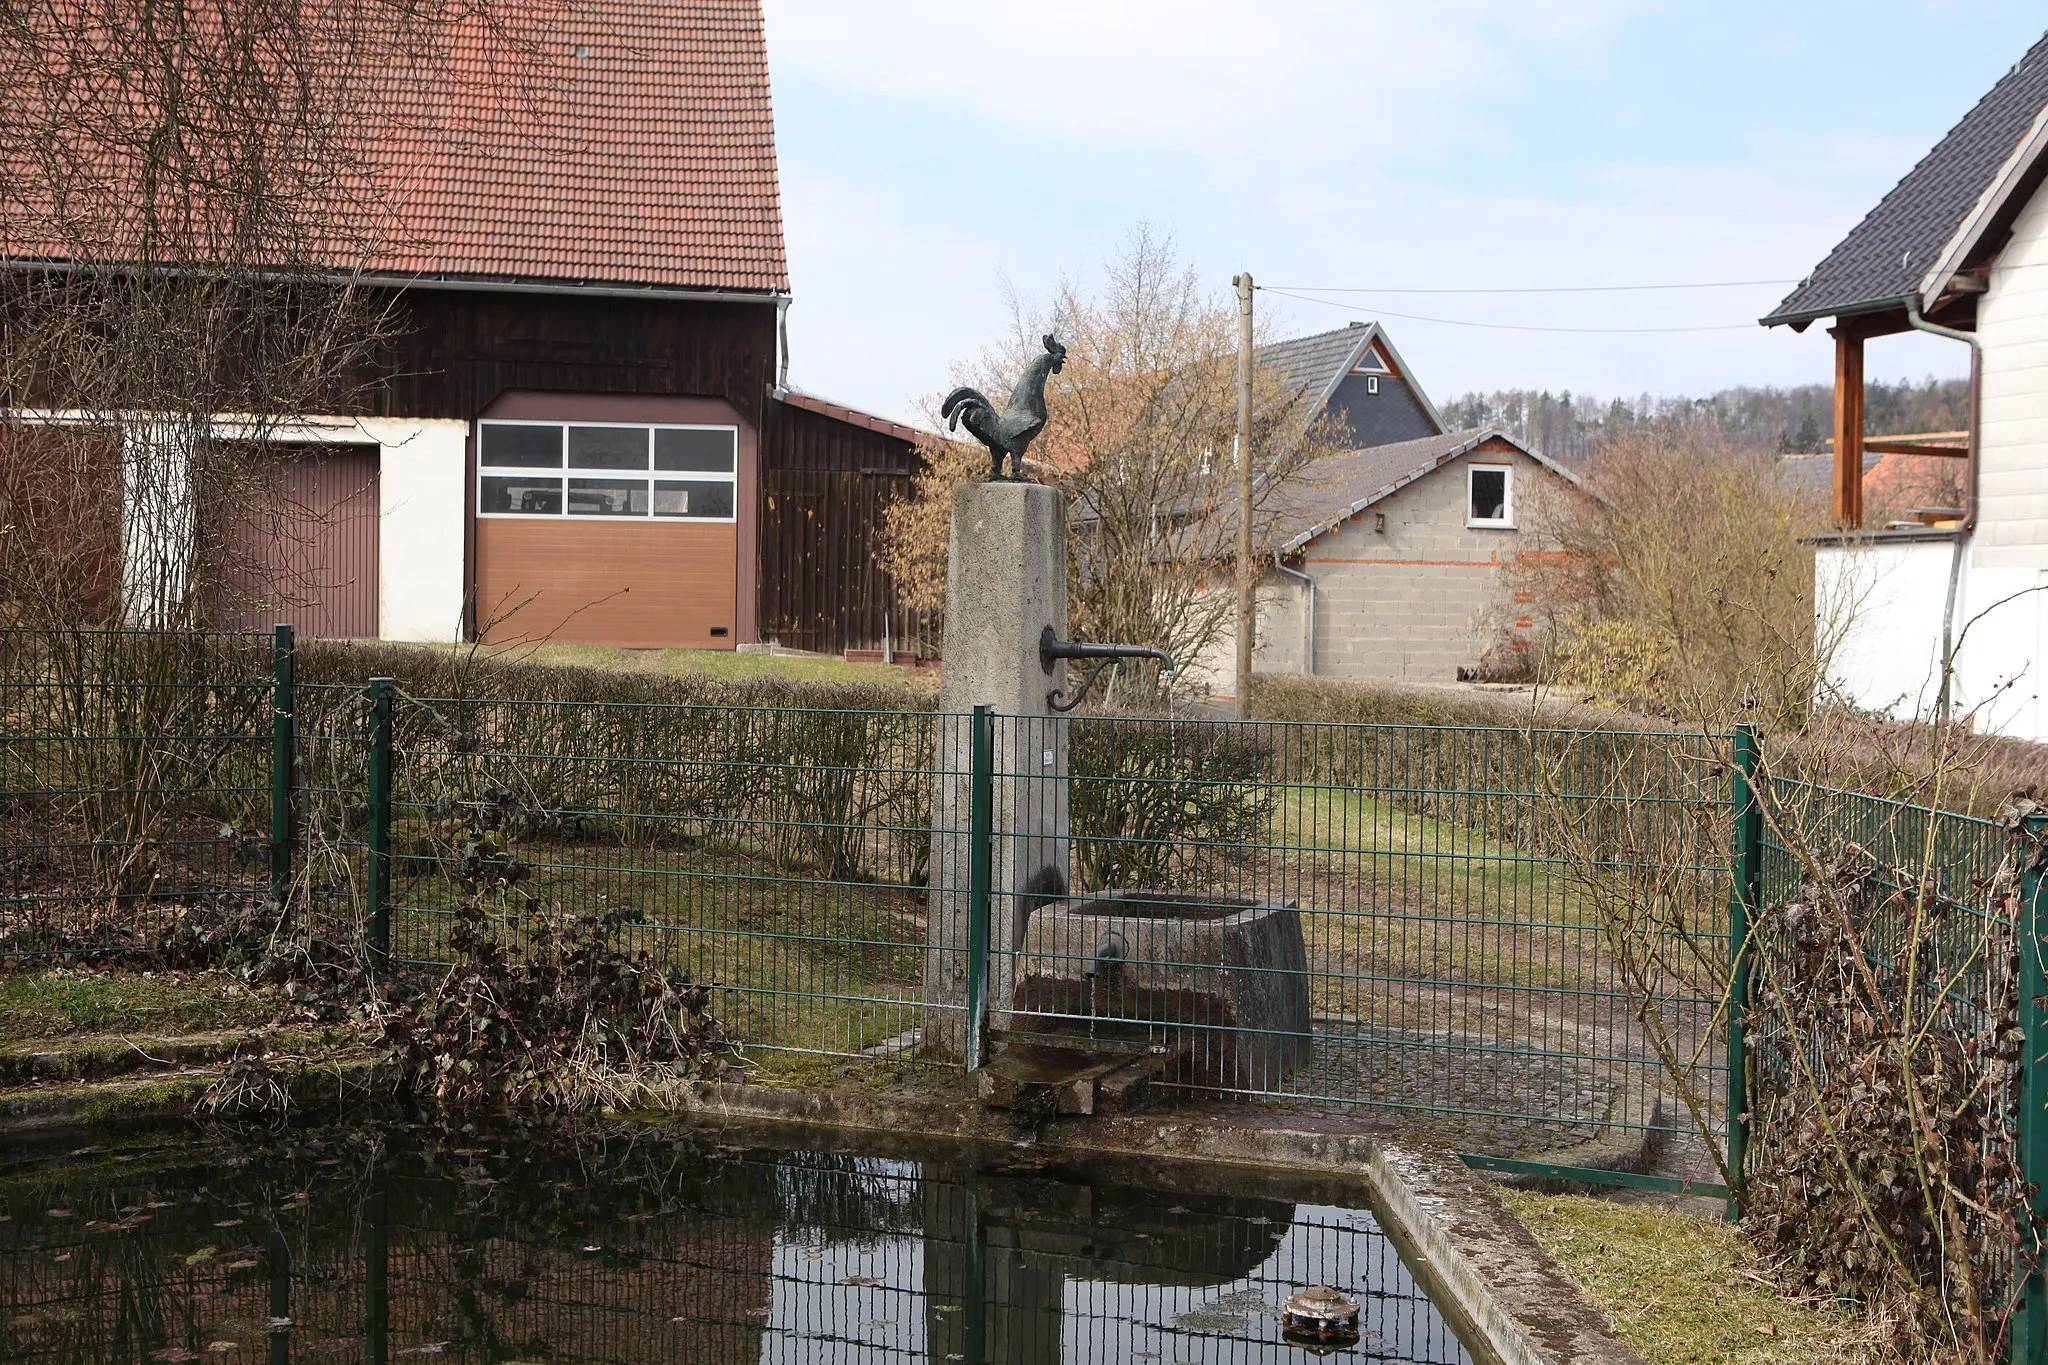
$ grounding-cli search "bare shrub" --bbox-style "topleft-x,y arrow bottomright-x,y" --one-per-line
1512,419 -> 1831,730
878,226 -> 1345,698
1742,798 -> 2036,1363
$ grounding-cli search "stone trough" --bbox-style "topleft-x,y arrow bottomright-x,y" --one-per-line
1011,892 -> 1312,1093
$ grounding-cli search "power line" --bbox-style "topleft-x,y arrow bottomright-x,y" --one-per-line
1260,286 -> 1760,335
1260,278 -> 1796,295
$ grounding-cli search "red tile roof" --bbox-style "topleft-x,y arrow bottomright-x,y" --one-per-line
367,0 -> 787,293
3,0 -> 788,295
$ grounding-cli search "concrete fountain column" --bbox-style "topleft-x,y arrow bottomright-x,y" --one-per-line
922,480 -> 1070,1061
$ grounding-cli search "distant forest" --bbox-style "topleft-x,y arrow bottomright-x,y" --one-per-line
1438,377 -> 1971,464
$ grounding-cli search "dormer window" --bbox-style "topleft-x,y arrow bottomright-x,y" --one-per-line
1467,466 -> 1513,528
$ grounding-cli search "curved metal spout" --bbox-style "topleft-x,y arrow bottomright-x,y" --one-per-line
1039,625 -> 1177,712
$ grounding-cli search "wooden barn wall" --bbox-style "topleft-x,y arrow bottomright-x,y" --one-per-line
369,289 -> 778,427
757,400 -> 931,656
0,423 -> 121,624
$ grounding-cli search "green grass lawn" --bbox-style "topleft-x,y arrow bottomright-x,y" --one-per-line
1273,784 -> 1611,1003
1502,1191 -> 1880,1364
387,833 -> 927,1058
0,969 -> 274,1041
471,642 -> 937,692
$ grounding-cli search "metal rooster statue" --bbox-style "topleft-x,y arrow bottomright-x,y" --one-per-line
940,333 -> 1067,481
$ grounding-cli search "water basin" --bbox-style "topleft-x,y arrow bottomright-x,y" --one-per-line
0,1120 -> 1473,1363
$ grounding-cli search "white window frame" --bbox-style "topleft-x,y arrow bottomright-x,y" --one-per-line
1365,375 -> 1380,395
475,419 -> 739,524
1466,464 -> 1514,529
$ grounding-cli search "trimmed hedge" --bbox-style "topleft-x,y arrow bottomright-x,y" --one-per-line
294,640 -> 933,715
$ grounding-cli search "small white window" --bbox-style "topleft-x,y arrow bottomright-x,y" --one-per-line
1467,465 -> 1513,528
1366,375 -> 1379,395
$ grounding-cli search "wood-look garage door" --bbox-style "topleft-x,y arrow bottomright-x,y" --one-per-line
206,445 -> 381,638
475,519 -> 737,647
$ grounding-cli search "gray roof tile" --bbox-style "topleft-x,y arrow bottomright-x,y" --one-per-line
1764,31 -> 2048,326
1257,323 -> 1370,407
1263,429 -> 1585,555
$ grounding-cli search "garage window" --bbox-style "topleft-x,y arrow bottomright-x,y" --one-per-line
478,421 -> 737,521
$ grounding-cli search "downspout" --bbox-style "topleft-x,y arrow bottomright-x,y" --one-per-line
1274,551 -> 1316,675
774,297 -> 792,395
1904,294 -> 1980,723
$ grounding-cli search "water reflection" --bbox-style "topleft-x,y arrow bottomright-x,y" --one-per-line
0,1123 -> 1469,1364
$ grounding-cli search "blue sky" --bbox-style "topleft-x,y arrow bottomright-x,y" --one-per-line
759,1 -> 2046,423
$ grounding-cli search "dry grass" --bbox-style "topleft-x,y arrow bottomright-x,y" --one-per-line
1502,1191 -> 1892,1364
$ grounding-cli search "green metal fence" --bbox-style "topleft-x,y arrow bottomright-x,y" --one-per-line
373,688 -> 954,1055
13,626 -> 2048,1271
1754,776 -> 2044,1359
0,627 -> 276,956
989,710 -> 1741,1194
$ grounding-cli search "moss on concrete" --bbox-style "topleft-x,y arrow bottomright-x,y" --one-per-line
1501,1191 -> 1882,1364
80,1077 -> 204,1126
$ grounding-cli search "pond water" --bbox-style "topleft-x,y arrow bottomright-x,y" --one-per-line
0,1121 -> 1472,1364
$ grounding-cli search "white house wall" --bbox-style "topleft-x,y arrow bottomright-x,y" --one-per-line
371,419 -> 466,643
119,418 -> 196,628
1814,540 -> 1953,719
1933,171 -> 2048,739
1816,538 -> 2046,738
1976,176 -> 2048,578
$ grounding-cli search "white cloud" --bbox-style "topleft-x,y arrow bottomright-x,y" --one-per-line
760,0 -> 1640,162
761,3 -> 1977,418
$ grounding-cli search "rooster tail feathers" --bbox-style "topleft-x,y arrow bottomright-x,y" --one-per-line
940,386 -> 990,430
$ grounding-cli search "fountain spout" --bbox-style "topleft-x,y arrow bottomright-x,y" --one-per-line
1039,626 -> 1177,713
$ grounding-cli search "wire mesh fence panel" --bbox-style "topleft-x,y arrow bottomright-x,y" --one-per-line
293,680 -> 375,959
0,628 -> 275,958
1750,776 -> 2022,1293
380,694 -> 954,1059
998,713 -> 1736,1172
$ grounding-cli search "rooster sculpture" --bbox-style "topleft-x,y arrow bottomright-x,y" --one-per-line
940,333 -> 1067,481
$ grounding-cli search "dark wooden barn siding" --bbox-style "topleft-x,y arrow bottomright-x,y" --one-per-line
758,399 -> 930,656
0,423 -> 122,623
370,289 -> 778,428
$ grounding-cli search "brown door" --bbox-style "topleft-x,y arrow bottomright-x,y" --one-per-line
206,445 -> 380,637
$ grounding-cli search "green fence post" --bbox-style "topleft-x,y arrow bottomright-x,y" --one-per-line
366,677 -> 394,966
1725,722 -> 1762,1220
269,624 -> 296,914
2017,812 -> 2048,1365
964,704 -> 995,1074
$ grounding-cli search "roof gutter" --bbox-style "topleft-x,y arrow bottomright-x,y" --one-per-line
1759,292 -> 1916,332
0,257 -> 791,307
1274,552 -> 1316,675
1904,293 -> 1980,723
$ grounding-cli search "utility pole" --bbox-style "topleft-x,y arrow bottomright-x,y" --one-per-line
1233,271 -> 1255,717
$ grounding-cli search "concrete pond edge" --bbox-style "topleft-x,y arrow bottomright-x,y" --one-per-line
683,1081 -> 1643,1365
0,1064 -> 1643,1365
